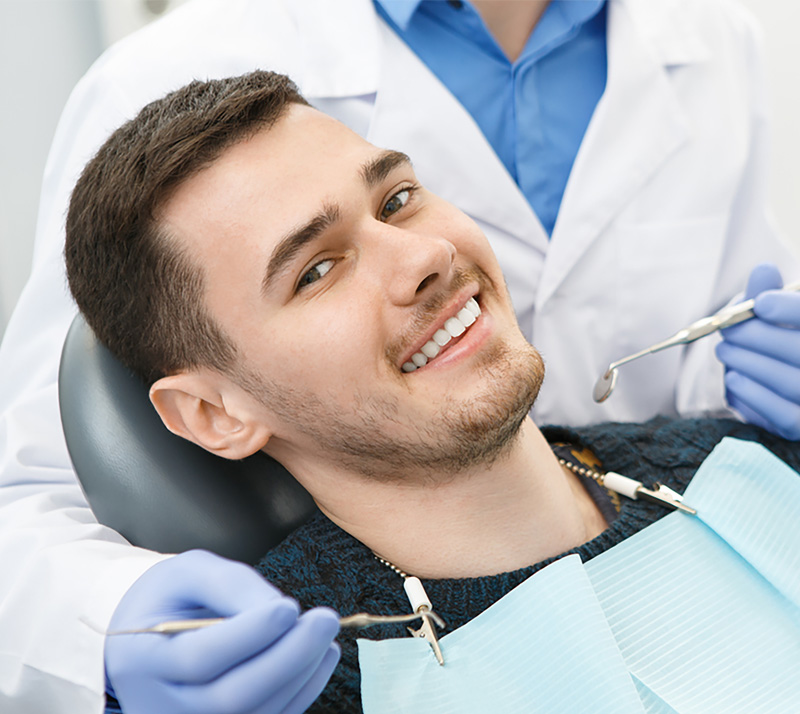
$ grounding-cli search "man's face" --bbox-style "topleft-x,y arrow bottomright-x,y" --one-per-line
161,105 -> 543,482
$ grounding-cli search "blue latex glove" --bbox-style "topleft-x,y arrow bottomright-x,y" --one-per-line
105,550 -> 340,714
716,263 -> 800,440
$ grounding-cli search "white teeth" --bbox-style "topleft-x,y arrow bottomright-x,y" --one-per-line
411,352 -> 428,368
421,341 -> 440,359
433,329 -> 451,346
457,307 -> 476,327
401,297 -> 482,373
444,317 -> 466,337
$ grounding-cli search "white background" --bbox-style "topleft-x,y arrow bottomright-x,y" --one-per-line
0,0 -> 798,338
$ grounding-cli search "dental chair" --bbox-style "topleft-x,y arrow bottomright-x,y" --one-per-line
58,314 -> 318,564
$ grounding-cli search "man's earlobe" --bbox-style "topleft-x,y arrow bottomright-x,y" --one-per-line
149,373 -> 272,460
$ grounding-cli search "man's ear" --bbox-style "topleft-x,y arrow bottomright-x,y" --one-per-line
149,371 -> 272,460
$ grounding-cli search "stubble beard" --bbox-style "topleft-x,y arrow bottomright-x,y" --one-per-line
240,334 -> 545,485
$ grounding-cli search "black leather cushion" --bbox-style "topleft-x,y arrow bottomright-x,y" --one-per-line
58,314 -> 317,563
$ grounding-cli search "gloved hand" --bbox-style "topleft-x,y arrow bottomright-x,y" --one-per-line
105,550 -> 340,714
716,262 -> 800,440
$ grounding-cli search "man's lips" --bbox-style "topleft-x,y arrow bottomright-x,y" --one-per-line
400,295 -> 481,372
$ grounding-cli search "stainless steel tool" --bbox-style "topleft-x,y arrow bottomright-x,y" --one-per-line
593,281 -> 800,403
107,609 -> 446,636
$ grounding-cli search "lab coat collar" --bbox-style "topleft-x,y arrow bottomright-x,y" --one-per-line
286,0 -> 709,102
621,0 -> 712,66
362,0 -> 708,70
540,0 -> 705,306
284,0 -> 382,98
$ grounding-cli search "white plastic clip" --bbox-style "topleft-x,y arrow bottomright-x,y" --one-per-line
603,472 -> 696,515
403,576 -> 445,665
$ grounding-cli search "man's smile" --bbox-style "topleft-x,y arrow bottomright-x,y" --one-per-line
400,296 -> 482,372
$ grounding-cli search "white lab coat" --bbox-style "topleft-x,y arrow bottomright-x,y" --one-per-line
0,0 -> 797,710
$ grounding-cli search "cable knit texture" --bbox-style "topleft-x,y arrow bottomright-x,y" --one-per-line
256,417 -> 800,713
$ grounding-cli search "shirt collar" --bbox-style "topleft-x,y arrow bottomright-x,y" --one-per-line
522,0 -> 605,63
376,0 -> 607,34
554,0 -> 606,28
375,0 -> 423,30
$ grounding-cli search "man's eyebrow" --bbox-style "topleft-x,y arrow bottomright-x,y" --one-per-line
261,202 -> 341,295
360,150 -> 412,188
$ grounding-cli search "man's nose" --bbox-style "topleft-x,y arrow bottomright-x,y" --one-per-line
378,227 -> 457,306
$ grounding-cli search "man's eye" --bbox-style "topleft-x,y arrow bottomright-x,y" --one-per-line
380,187 -> 414,221
297,259 -> 335,291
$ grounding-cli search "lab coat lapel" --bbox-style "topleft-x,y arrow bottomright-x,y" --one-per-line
365,19 -> 548,255
538,0 -> 701,307
284,0 -> 382,97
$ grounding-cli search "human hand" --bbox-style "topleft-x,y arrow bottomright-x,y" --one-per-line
105,550 -> 340,714
716,262 -> 800,440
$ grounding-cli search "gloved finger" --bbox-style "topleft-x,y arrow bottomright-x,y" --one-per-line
753,290 -> 800,328
724,371 -> 800,440
743,262 -> 783,300
719,321 -> 800,367
156,597 -> 301,683
716,343 -> 800,403
173,608 -> 341,713
726,391 -> 774,433
274,643 -> 341,714
106,632 -> 165,683
248,641 -> 341,714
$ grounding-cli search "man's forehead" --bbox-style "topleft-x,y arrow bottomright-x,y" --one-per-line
166,106 -> 382,207
169,105 -> 409,210
236,103 -> 374,167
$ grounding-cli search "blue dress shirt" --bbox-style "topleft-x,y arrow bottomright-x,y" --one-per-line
375,0 -> 607,236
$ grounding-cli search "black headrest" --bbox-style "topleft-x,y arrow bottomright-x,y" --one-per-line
58,313 -> 318,563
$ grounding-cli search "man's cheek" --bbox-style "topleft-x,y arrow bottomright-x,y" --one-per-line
282,330 -> 368,385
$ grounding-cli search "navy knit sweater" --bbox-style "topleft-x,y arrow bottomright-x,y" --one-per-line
255,417 -> 800,713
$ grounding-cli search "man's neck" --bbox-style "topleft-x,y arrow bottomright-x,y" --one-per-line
471,1 -> 552,63
307,418 -> 606,580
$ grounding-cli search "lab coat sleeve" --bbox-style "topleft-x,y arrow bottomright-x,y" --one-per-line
676,5 -> 800,417
0,61 -> 171,713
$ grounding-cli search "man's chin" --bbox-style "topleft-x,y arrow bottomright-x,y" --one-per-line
339,339 -> 545,483
435,340 -> 544,469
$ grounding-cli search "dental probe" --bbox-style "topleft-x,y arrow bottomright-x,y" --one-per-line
107,609 -> 446,636
593,281 -> 800,403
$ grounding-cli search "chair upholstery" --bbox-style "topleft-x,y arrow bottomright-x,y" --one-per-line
58,314 -> 318,563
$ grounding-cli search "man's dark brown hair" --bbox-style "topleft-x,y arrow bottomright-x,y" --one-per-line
65,71 -> 309,385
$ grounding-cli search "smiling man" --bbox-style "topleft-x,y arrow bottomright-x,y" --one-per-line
65,72 -> 800,713
152,112 -> 545,488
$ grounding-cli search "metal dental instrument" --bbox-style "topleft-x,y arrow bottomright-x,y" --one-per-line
593,280 -> 800,403
407,608 -> 446,666
107,610 -> 446,636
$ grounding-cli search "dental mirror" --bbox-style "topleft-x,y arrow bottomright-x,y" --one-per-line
592,369 -> 617,403
592,281 -> 800,404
